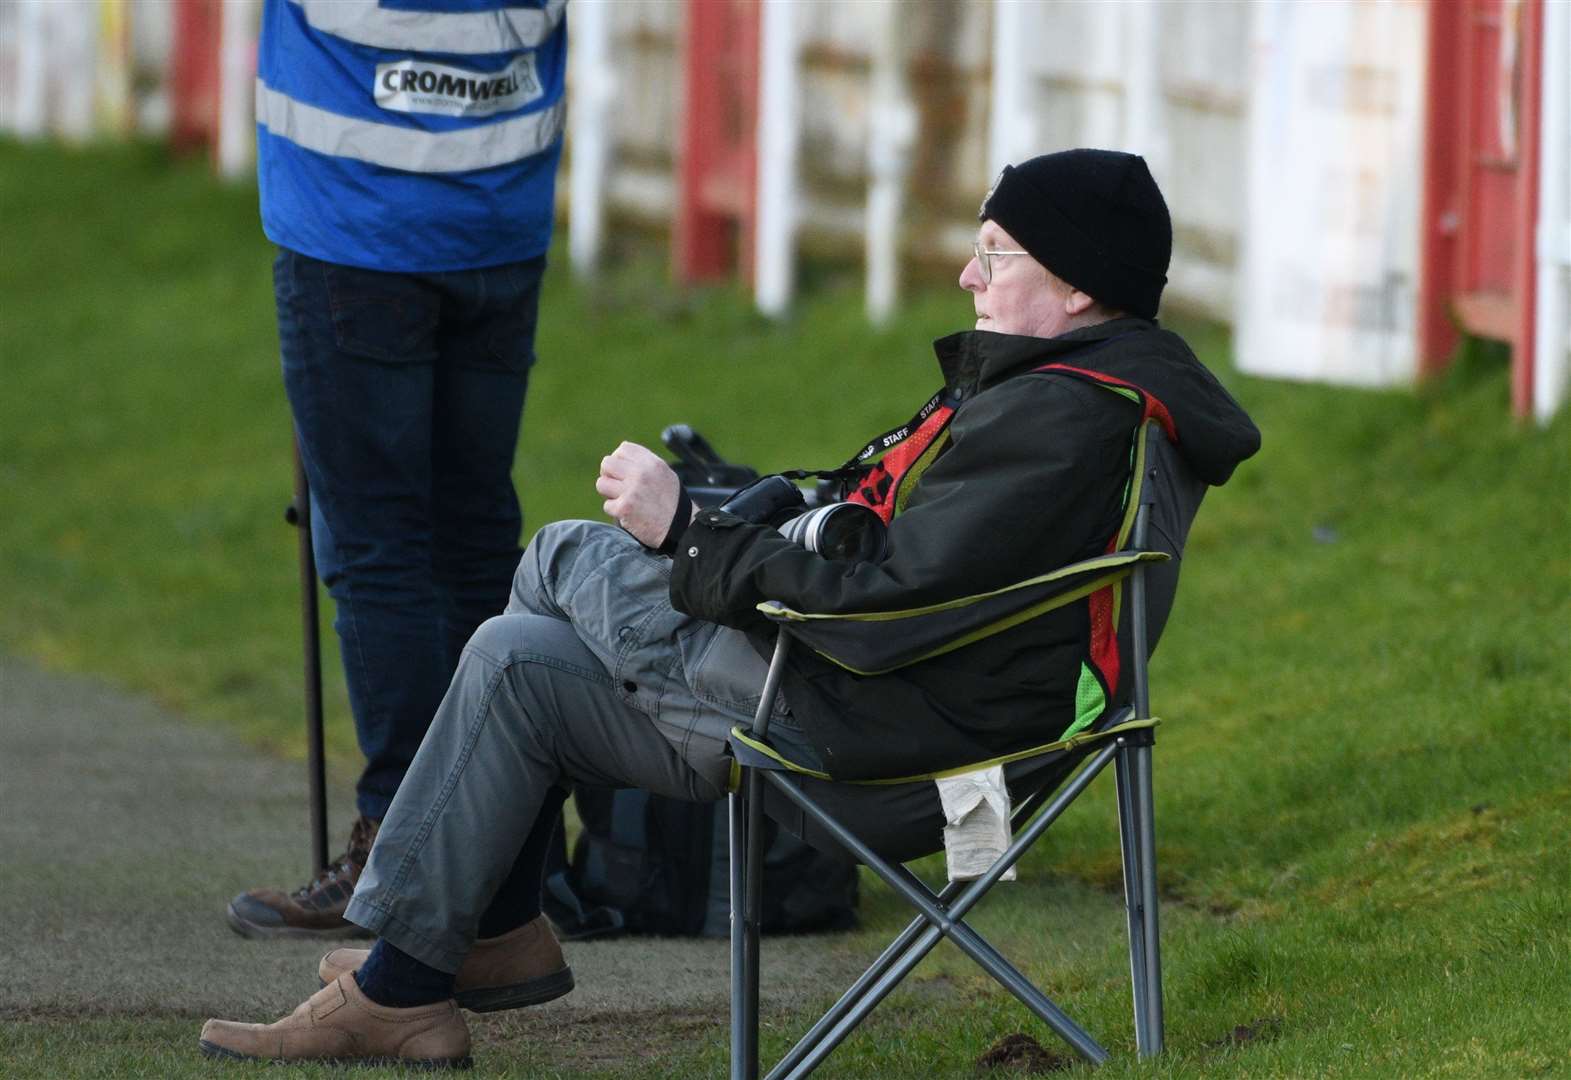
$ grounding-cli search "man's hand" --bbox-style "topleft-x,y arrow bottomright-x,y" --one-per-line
596,441 -> 685,549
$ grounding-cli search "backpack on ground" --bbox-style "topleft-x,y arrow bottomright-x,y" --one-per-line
542,786 -> 859,940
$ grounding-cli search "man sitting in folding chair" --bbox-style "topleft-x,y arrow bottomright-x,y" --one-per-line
199,148 -> 1260,1070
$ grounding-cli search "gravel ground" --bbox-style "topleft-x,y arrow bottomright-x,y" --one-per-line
0,656 -> 863,1025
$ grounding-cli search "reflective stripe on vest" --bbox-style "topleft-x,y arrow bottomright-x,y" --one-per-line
286,0 -> 566,54
256,79 -> 565,174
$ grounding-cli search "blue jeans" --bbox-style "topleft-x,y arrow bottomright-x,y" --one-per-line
274,248 -> 546,821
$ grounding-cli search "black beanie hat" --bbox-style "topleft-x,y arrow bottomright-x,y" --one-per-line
979,149 -> 1172,319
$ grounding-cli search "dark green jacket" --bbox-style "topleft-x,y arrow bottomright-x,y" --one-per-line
670,319 -> 1259,780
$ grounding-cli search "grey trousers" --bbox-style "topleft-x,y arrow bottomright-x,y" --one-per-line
345,520 -> 946,972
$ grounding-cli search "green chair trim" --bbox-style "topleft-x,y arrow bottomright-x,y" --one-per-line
1110,420 -> 1153,630
756,551 -> 1168,625
728,716 -> 1161,790
1116,420 -> 1152,551
803,568 -> 1139,677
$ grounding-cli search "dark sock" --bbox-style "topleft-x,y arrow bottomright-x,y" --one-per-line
477,786 -> 569,939
353,939 -> 455,1008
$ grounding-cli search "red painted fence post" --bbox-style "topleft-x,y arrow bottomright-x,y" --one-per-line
1418,0 -> 1464,374
1417,0 -> 1544,417
674,0 -> 759,285
170,0 -> 221,155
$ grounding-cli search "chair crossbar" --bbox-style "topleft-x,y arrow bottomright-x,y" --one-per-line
763,880 -> 966,1080
745,741 -> 1121,1077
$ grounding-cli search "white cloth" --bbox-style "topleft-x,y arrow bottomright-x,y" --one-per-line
935,765 -> 1015,882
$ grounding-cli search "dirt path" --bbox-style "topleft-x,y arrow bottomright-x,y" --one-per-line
0,656 -> 863,1025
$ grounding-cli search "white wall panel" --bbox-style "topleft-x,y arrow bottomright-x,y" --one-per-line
1235,0 -> 1426,385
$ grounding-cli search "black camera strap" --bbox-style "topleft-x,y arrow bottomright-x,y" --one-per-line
839,388 -> 950,471
776,388 -> 953,486
773,388 -> 960,526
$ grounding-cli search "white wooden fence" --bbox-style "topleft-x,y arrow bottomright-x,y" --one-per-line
1,0 -> 1565,417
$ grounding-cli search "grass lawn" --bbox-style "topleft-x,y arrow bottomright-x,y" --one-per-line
2,139 -> 1567,1078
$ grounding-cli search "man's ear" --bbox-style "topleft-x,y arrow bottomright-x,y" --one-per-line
1064,288 -> 1096,316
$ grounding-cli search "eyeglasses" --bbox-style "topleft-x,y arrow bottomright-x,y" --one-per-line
972,239 -> 1029,284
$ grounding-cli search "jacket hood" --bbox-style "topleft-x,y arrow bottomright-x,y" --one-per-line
933,320 -> 1261,486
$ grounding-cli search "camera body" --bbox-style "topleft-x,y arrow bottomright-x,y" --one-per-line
718,474 -> 806,526
662,424 -> 886,563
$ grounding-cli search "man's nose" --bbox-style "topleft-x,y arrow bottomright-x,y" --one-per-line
959,256 -> 983,292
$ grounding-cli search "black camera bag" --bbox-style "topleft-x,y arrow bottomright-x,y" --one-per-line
542,785 -> 859,940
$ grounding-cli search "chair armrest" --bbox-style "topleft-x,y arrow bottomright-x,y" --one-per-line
756,549 -> 1169,675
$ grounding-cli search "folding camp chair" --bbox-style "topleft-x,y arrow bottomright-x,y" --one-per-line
725,422 -> 1206,1076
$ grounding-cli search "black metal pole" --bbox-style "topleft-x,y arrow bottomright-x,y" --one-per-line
290,439 -> 329,875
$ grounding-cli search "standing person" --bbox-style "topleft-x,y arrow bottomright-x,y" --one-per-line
199,149 -> 1262,1066
225,0 -> 568,940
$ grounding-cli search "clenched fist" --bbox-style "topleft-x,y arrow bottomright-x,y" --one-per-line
595,441 -> 688,549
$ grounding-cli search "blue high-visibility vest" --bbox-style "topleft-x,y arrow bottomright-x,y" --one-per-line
256,0 -> 567,272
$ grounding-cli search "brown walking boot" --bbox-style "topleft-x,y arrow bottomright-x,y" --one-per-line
198,973 -> 471,1068
319,915 -> 574,1012
225,816 -> 379,940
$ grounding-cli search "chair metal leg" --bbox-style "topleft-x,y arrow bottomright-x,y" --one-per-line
741,764 -> 766,1076
729,787 -> 754,1080
1117,508 -> 1165,1057
1131,743 -> 1164,1054
730,633 -> 795,1080
1114,746 -> 1148,1051
1115,739 -> 1164,1058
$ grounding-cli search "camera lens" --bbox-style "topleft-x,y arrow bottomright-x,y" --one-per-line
778,504 -> 886,562
814,506 -> 885,562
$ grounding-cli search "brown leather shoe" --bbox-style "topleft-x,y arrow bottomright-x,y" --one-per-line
226,816 -> 378,940
198,973 -> 471,1068
319,915 -> 574,1013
